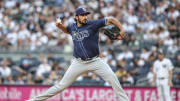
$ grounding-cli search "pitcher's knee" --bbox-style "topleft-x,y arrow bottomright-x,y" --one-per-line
106,74 -> 119,83
108,74 -> 118,80
55,82 -> 69,91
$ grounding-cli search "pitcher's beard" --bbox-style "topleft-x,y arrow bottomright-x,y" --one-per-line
79,19 -> 88,25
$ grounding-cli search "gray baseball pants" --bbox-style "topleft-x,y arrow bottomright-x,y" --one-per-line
31,57 -> 129,101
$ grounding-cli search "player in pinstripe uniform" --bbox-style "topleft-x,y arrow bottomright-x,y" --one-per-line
152,49 -> 173,101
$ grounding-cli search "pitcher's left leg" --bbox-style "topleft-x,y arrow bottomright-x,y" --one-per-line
93,59 -> 129,101
30,59 -> 87,101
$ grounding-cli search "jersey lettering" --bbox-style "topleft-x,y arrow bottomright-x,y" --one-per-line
162,64 -> 167,68
72,30 -> 89,41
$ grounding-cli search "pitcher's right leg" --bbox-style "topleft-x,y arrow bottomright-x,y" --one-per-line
30,59 -> 86,101
93,59 -> 129,101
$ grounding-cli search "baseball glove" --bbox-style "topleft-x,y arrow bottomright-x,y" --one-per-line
102,25 -> 129,40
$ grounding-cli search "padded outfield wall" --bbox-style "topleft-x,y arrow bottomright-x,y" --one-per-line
0,85 -> 179,101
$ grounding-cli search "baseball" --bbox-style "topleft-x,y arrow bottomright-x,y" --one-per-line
56,18 -> 62,24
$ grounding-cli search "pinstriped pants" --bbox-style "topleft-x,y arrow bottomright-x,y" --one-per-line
156,79 -> 172,101
31,57 -> 129,101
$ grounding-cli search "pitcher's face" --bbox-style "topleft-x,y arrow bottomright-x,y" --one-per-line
76,14 -> 88,24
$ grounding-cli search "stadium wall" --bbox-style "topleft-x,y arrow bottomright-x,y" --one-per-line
0,85 -> 179,101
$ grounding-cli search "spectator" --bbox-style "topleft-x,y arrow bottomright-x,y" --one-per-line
43,71 -> 59,85
15,53 -> 35,75
51,61 -> 65,76
15,74 -> 25,85
35,57 -> 51,84
4,76 -> 15,84
146,67 -> 154,86
175,54 -> 180,68
115,66 -> 127,79
121,75 -> 131,86
36,58 -> 51,77
17,23 -> 31,49
26,74 -> 34,85
126,73 -> 134,85
0,58 -> 11,79
117,49 -> 134,61
173,73 -> 180,86
140,48 -> 151,61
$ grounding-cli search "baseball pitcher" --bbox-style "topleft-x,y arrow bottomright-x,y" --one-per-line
27,7 -> 129,101
152,49 -> 173,101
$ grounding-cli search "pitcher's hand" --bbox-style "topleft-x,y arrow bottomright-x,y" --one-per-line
56,18 -> 62,27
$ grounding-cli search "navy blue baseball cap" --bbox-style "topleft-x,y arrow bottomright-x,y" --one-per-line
75,7 -> 90,16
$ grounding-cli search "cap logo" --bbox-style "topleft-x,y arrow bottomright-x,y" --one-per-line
82,8 -> 86,11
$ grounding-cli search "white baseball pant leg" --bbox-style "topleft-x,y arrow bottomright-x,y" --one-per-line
157,79 -> 171,101
31,59 -> 88,101
92,58 -> 129,101
157,85 -> 164,101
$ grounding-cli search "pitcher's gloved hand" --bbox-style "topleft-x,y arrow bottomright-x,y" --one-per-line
103,25 -> 129,40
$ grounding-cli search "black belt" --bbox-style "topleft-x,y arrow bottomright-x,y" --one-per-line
75,55 -> 99,61
158,77 -> 166,80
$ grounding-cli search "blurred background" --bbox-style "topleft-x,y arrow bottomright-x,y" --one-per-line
0,0 -> 179,93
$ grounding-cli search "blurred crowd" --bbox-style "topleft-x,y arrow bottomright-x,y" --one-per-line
0,0 -> 180,86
